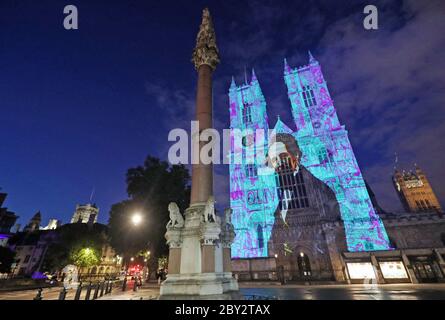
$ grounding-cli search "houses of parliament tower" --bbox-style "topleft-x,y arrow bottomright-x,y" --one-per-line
392,165 -> 443,214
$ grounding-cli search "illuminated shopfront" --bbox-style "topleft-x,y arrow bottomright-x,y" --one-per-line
379,261 -> 409,279
346,262 -> 376,280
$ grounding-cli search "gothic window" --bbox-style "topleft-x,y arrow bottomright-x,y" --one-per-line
318,147 -> 328,164
425,199 -> 431,209
24,255 -> 31,263
276,155 -> 309,210
302,85 -> 316,108
242,103 -> 252,124
415,200 -> 421,210
245,164 -> 257,178
257,224 -> 264,249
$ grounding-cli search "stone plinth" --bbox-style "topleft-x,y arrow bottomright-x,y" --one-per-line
160,203 -> 238,299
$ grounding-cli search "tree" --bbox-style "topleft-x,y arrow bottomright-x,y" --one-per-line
71,247 -> 100,268
0,246 -> 15,274
108,156 -> 190,275
43,223 -> 107,272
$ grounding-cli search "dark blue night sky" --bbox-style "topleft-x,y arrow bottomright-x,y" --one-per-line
1,0 -> 444,227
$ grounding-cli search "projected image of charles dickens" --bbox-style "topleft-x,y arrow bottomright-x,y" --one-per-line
263,132 -> 343,280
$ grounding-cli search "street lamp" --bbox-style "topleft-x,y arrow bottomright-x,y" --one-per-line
131,212 -> 142,226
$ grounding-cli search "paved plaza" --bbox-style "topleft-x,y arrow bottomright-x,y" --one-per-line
1,283 -> 445,300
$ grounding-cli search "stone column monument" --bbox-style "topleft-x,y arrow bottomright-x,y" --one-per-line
159,8 -> 239,299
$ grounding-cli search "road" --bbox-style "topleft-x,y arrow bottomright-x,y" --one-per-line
1,283 -> 445,300
240,283 -> 445,300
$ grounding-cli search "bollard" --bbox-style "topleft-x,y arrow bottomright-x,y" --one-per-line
33,288 -> 43,300
99,281 -> 105,297
74,282 -> 82,300
106,280 -> 111,294
85,282 -> 92,300
92,283 -> 100,300
58,287 -> 67,300
122,277 -> 127,291
104,281 -> 109,294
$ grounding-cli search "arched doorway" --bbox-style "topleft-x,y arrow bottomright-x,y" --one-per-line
297,252 -> 312,278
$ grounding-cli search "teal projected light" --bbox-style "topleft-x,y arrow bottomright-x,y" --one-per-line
229,54 -> 392,258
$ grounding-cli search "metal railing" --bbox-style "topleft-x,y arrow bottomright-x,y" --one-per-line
33,279 -> 116,300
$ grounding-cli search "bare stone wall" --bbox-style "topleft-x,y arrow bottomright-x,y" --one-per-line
383,213 -> 445,249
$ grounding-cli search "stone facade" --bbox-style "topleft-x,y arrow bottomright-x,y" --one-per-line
392,166 -> 443,214
10,230 -> 58,276
233,211 -> 445,284
70,203 -> 99,224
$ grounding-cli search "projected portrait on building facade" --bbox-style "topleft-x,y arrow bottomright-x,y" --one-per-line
265,133 -> 341,260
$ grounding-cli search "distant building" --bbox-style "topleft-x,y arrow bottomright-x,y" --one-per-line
9,230 -> 57,276
70,203 -> 99,224
0,193 -> 19,240
23,211 -> 41,232
392,165 -> 443,214
41,219 -> 61,230
9,223 -> 121,278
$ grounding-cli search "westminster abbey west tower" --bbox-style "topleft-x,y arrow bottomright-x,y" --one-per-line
228,54 -> 445,284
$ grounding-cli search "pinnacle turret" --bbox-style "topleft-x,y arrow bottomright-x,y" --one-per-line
308,50 -> 318,64
251,68 -> 257,82
284,58 -> 291,74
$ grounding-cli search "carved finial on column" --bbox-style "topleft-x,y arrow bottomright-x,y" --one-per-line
192,8 -> 220,71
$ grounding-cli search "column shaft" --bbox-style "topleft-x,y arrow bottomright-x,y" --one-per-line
190,64 -> 213,204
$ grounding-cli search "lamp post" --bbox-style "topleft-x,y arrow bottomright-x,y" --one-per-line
143,250 -> 150,283
131,212 -> 142,226
124,212 -> 143,275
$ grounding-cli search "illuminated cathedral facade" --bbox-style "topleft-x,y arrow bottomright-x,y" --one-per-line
229,52 -> 392,261
228,53 -> 445,284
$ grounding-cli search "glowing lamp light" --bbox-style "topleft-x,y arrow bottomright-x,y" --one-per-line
131,213 -> 142,226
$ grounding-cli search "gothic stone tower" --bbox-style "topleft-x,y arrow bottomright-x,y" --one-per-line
70,203 -> 99,224
229,71 -> 278,258
24,211 -> 41,232
284,53 -> 391,251
393,165 -> 443,214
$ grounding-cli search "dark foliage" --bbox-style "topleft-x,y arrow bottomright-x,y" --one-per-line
108,156 -> 190,271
